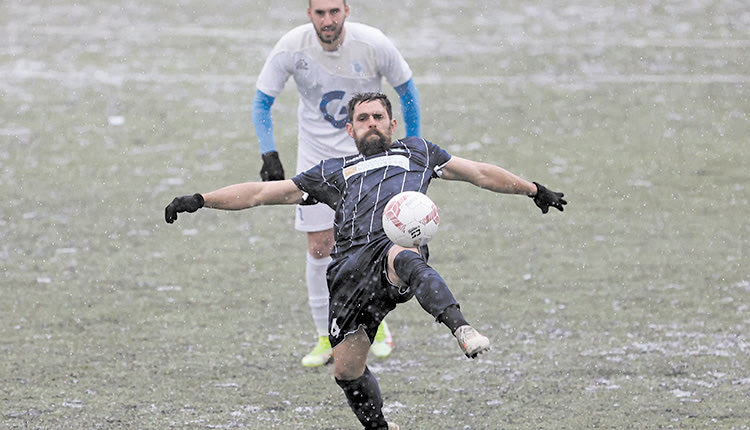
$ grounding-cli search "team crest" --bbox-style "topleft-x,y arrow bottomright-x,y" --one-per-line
351,60 -> 364,76
295,58 -> 309,71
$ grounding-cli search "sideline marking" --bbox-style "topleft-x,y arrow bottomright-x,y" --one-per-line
12,24 -> 750,49
1,69 -> 747,86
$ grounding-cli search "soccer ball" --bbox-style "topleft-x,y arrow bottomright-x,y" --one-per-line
382,191 -> 440,247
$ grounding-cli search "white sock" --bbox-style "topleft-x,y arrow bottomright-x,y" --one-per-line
306,252 -> 332,337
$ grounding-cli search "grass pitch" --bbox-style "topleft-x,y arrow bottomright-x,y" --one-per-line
1,1 -> 748,428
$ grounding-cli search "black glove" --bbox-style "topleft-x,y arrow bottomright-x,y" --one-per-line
530,182 -> 567,214
260,151 -> 284,181
165,193 -> 204,223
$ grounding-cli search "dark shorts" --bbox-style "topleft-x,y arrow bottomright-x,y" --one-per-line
326,236 -> 417,348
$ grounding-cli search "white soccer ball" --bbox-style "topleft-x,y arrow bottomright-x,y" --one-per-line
382,191 -> 440,248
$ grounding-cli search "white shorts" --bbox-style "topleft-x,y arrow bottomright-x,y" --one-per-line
294,133 -> 355,233
295,202 -> 335,232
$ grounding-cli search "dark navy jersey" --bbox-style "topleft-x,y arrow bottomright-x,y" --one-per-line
292,136 -> 452,259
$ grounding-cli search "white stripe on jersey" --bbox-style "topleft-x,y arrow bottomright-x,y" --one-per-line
342,155 -> 410,180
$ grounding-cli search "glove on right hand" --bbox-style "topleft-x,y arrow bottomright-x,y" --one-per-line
260,151 -> 285,181
165,193 -> 204,223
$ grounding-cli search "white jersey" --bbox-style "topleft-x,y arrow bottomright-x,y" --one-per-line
256,22 -> 413,173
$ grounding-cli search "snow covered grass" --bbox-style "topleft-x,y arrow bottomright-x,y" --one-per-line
1,0 -> 748,428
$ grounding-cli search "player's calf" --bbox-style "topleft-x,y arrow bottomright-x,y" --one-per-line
335,367 -> 389,428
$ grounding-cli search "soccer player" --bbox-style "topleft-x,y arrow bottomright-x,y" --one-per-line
252,0 -> 421,367
166,93 -> 567,429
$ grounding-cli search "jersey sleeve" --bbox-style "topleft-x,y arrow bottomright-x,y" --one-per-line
255,28 -> 303,97
251,90 -> 276,153
291,159 -> 344,209
394,78 -> 421,137
409,138 -> 451,178
371,28 -> 413,88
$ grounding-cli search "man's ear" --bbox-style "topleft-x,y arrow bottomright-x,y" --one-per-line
345,122 -> 354,138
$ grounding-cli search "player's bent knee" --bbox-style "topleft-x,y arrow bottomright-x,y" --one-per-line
386,247 -> 419,284
391,248 -> 426,285
332,330 -> 370,380
307,230 -> 335,258
334,364 -> 364,381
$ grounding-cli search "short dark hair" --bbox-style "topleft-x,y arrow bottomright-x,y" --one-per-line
346,92 -> 393,123
309,0 -> 347,6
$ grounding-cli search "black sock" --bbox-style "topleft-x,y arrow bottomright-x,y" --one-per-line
335,367 -> 388,429
437,304 -> 469,334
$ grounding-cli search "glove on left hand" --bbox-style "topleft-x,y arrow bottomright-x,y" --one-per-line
530,182 -> 567,214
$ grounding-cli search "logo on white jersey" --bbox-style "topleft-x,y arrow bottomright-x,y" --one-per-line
320,90 -> 348,129
351,60 -> 364,76
295,58 -> 308,70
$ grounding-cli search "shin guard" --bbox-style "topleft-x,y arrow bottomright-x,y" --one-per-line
335,367 -> 387,429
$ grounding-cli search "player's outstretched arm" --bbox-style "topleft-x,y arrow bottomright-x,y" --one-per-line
165,179 -> 303,223
440,156 -> 567,213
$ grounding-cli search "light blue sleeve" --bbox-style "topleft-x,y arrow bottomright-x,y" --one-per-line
251,90 -> 277,154
394,78 -> 421,138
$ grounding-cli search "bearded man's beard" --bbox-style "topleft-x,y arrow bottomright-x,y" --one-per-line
315,24 -> 343,45
355,128 -> 391,156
